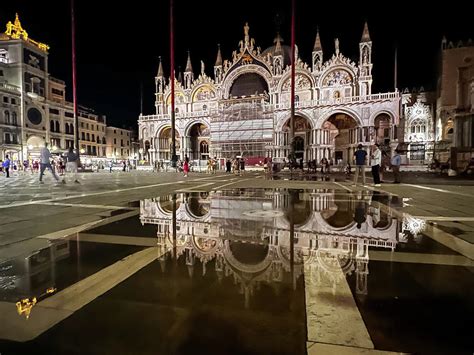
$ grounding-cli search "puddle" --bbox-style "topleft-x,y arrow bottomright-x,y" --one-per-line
0,188 -> 472,354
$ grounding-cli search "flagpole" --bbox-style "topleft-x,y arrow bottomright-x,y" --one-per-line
170,0 -> 177,168
71,0 -> 79,158
289,0 -> 296,162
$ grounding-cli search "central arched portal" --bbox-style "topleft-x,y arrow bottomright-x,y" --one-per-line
283,115 -> 312,160
155,127 -> 181,161
213,71 -> 271,160
187,123 -> 210,160
323,113 -> 359,165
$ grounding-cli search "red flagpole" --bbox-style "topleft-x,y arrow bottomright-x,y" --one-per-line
290,0 -> 296,160
170,0 -> 177,167
71,0 -> 79,157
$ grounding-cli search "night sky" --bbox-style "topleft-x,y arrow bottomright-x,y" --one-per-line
2,1 -> 473,129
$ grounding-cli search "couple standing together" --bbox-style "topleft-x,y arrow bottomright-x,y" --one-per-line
353,144 -> 401,186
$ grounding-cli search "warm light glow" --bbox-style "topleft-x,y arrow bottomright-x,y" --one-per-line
52,145 -> 58,151
28,144 -> 34,150
80,148 -> 85,154
139,148 -> 144,154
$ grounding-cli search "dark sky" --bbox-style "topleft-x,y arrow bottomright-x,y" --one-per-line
2,1 -> 473,129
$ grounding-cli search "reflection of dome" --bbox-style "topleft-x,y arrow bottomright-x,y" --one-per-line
228,242 -> 269,265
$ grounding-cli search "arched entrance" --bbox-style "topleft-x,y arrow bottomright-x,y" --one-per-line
323,113 -> 359,165
374,113 -> 392,147
26,135 -> 45,159
143,140 -> 151,162
282,115 -> 312,160
187,123 -> 210,160
155,127 -> 181,161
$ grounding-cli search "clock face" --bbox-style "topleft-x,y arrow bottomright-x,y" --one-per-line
27,107 -> 42,125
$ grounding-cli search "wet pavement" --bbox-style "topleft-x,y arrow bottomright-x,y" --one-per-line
0,186 -> 473,354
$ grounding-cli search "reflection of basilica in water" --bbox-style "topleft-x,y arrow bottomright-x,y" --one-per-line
140,189 -> 422,305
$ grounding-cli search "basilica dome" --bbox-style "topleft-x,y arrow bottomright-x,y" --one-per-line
261,34 -> 292,66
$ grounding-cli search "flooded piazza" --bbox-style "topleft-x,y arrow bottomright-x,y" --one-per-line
0,187 -> 472,354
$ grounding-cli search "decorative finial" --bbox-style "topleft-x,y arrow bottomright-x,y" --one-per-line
335,38 -> 340,56
361,21 -> 371,42
313,27 -> 322,51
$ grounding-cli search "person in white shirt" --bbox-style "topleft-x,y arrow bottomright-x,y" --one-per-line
370,144 -> 382,187
39,143 -> 61,184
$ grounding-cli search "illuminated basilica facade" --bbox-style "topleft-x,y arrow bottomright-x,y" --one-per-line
139,22 -> 401,165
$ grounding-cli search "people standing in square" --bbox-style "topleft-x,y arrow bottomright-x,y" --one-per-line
353,144 -> 367,186
370,144 -> 381,187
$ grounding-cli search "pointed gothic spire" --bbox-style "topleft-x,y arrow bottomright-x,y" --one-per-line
274,32 -> 283,55
157,56 -> 164,77
361,21 -> 371,42
185,51 -> 193,72
215,44 -> 222,66
313,27 -> 322,51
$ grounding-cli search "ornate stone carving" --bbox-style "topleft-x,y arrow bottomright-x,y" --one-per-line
322,70 -> 352,86
282,74 -> 311,91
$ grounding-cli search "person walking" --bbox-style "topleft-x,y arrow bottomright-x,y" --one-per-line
353,144 -> 367,186
39,143 -> 61,184
226,159 -> 232,173
2,155 -> 11,178
63,147 -> 80,184
370,144 -> 382,187
391,149 -> 402,183
183,159 -> 189,177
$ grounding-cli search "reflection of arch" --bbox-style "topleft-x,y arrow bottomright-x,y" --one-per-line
321,208 -> 356,229
224,240 -> 272,274
192,237 -> 218,254
186,195 -> 210,219
316,250 -> 355,276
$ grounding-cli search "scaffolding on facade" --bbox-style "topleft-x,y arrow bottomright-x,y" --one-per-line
210,96 -> 273,160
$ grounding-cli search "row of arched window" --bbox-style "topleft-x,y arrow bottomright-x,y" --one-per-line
80,131 -> 106,144
50,121 -> 76,134
3,110 -> 18,125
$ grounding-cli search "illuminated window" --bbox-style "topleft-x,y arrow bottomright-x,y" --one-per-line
410,119 -> 426,135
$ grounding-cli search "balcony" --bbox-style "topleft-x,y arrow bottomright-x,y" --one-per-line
139,92 -> 400,123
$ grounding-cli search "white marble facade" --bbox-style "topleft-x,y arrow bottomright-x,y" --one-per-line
139,22 -> 400,165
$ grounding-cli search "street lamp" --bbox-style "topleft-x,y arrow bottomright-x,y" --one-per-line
80,148 -> 85,154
